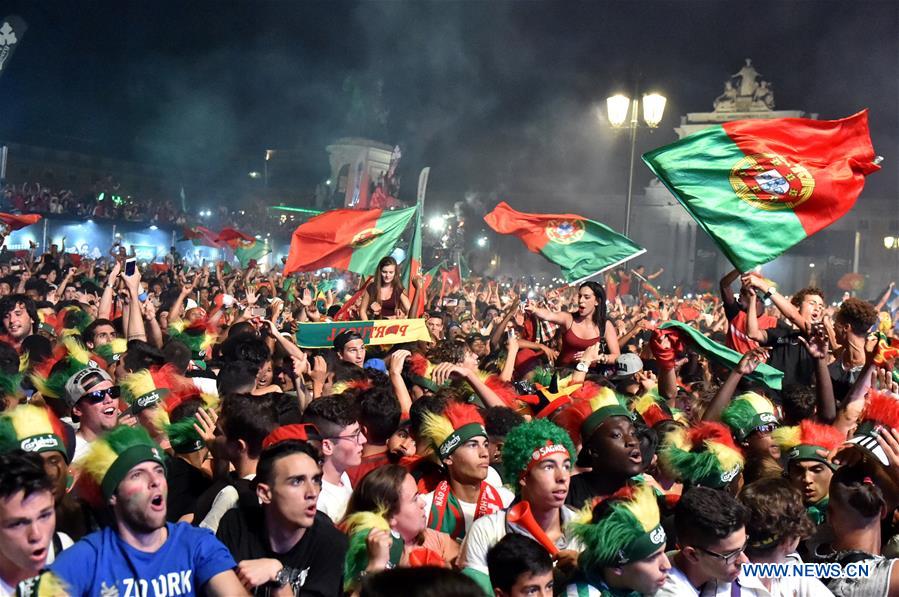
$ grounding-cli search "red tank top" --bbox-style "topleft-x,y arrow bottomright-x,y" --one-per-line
558,326 -> 602,366
378,287 -> 398,317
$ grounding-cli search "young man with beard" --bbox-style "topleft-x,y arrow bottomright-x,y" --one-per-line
459,419 -> 579,592
563,389 -> 645,509
419,402 -> 513,542
0,294 -> 37,351
303,395 -> 367,522
655,487 -> 750,596
0,451 -> 59,596
216,432 -> 348,596
49,425 -> 247,596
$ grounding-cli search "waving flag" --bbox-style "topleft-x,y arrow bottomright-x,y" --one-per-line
484,202 -> 645,283
0,213 -> 40,234
181,226 -> 221,248
643,110 -> 880,272
233,239 -> 270,267
284,206 -> 417,276
216,227 -> 254,249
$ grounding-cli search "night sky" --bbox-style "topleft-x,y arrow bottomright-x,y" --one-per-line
1,0 -> 897,211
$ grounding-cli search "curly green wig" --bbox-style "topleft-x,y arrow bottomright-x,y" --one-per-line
501,418 -> 576,494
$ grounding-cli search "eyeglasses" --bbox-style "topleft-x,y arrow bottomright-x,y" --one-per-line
330,430 -> 364,444
80,386 -> 121,404
697,541 -> 748,565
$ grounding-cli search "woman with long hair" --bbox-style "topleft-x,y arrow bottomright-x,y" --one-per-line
525,280 -> 619,368
341,465 -> 459,588
359,256 -> 411,319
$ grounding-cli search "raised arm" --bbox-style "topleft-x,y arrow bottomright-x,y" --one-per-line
524,302 -> 572,327
743,274 -> 810,334
703,348 -> 769,422
719,269 -> 741,307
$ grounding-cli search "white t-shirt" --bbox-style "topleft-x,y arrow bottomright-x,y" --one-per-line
459,506 -> 581,575
700,554 -> 834,597
317,471 -> 353,523
654,558 -> 700,596
73,433 -> 91,462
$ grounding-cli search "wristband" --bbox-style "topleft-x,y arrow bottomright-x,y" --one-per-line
763,288 -> 774,300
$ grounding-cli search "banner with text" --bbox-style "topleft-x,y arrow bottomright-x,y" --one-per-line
295,318 -> 432,348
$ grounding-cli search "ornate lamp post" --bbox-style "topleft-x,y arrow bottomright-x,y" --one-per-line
605,91 -> 667,238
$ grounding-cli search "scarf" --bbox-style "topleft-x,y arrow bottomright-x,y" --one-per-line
427,480 -> 504,541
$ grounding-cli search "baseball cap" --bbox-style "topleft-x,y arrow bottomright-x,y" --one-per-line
64,367 -> 114,408
611,353 -> 644,380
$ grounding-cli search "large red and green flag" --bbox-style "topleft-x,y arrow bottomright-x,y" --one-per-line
642,110 -> 880,272
216,227 -> 254,249
0,213 -> 41,234
233,238 -> 270,267
484,202 -> 645,284
283,206 -> 417,276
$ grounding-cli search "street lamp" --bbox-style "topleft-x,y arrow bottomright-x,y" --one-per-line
605,90 -> 667,238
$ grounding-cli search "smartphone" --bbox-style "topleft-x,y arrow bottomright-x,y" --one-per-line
249,307 -> 267,318
124,258 -> 136,276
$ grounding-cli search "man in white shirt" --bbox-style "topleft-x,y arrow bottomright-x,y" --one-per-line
460,418 -> 580,593
656,487 -> 749,596
304,395 -> 367,522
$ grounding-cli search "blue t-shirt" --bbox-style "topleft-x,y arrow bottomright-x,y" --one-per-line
50,522 -> 236,596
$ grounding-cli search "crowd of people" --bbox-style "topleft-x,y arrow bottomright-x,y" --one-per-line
0,182 -> 297,241
0,231 -> 897,597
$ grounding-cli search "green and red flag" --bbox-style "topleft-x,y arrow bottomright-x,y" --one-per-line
233,238 -> 270,268
284,206 -> 417,276
642,110 -> 880,272
484,202 -> 645,284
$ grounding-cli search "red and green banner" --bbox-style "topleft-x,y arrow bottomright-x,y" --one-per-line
233,238 -> 270,267
484,202 -> 645,284
642,110 -> 880,272
295,318 -> 432,348
283,206 -> 417,276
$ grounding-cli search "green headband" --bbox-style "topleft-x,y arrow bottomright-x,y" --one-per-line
100,444 -> 167,499
614,523 -> 667,565
734,412 -> 778,441
128,388 -> 170,414
787,444 -> 836,470
581,405 -> 633,443
695,463 -> 742,489
19,433 -> 67,462
438,422 -> 486,459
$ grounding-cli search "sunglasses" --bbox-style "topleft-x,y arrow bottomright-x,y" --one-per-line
753,424 -> 778,435
81,386 -> 121,404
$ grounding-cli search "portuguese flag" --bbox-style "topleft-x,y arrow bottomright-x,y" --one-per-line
234,238 -> 270,267
642,110 -> 880,272
284,206 -> 417,276
484,202 -> 645,283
